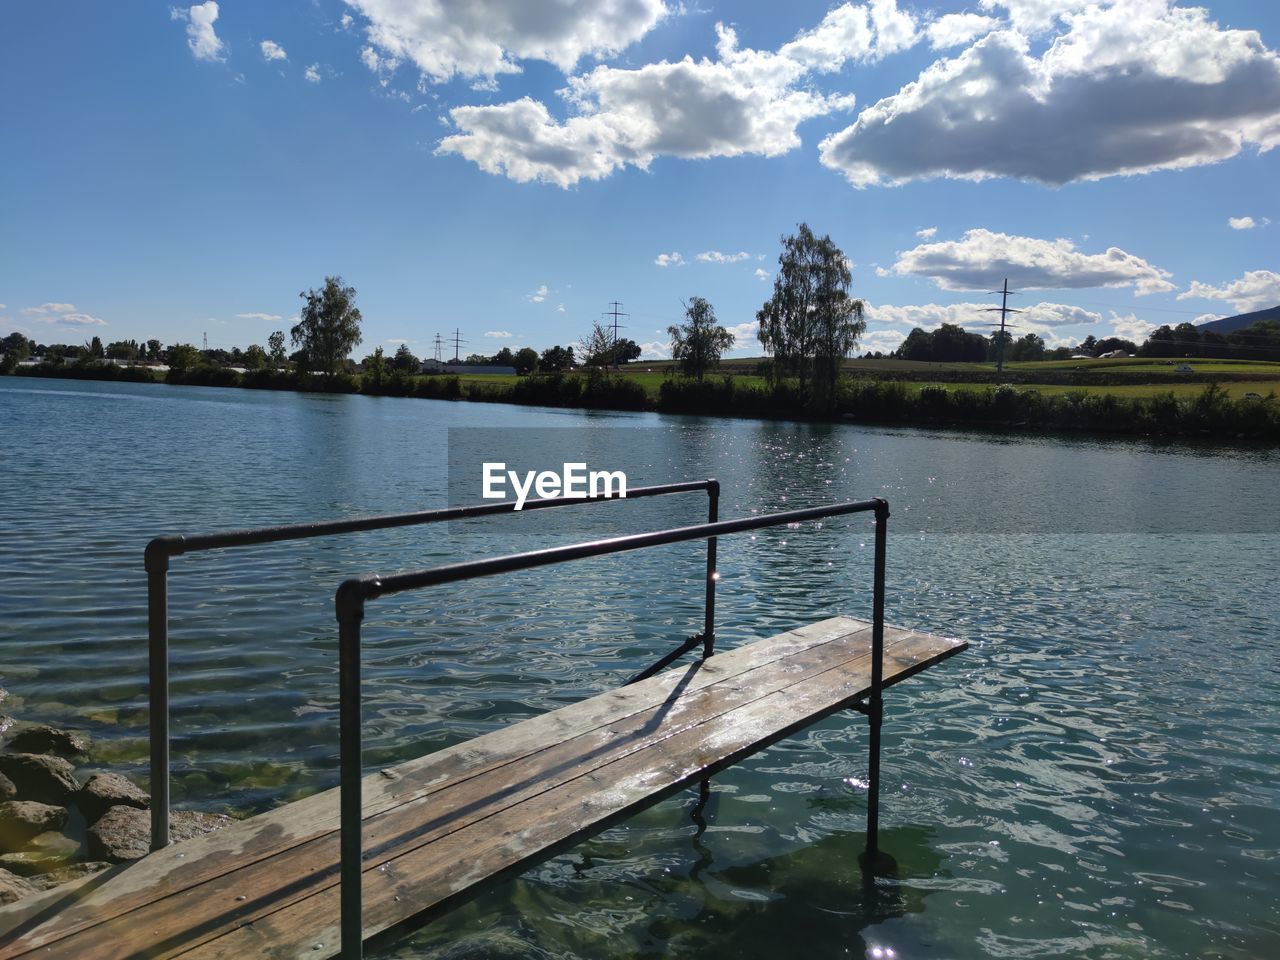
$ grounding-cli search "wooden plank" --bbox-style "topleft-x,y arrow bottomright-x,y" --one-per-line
0,617 -> 866,954
0,620 -> 966,960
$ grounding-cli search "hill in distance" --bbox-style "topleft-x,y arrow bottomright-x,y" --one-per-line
1196,304 -> 1280,334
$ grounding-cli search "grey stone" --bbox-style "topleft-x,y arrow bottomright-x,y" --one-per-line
77,772 -> 150,825
6,725 -> 91,758
0,772 -> 15,801
0,866 -> 38,905
88,806 -> 234,863
0,800 -> 69,853
0,753 -> 79,805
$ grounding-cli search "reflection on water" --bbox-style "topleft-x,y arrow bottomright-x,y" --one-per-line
1,377 -> 1278,959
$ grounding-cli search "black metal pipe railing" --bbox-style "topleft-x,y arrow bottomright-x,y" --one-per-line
144,479 -> 718,852
333,497 -> 889,959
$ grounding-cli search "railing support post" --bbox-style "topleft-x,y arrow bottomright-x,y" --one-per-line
337,581 -> 368,960
145,539 -> 172,852
865,498 -> 889,863
702,479 -> 719,658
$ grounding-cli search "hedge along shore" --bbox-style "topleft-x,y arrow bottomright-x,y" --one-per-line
9,363 -> 1280,443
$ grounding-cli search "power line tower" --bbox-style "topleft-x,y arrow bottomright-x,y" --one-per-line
202,332 -> 208,351
432,332 -> 443,363
450,328 -> 467,364
602,301 -> 628,369
982,278 -> 1021,376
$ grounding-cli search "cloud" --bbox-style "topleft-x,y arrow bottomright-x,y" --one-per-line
261,40 -> 287,62
867,299 -> 1100,329
235,312 -> 282,321
21,303 -> 76,315
484,330 -> 514,338
891,228 -> 1175,295
437,2 -> 922,187
340,13 -> 354,30
696,250 -> 751,264
926,12 -> 998,49
654,252 -> 685,267
1106,311 -> 1155,343
1229,216 -> 1257,230
1177,270 -> 1280,312
305,63 -> 322,83
820,3 -> 1280,188
723,320 -> 761,353
526,284 -> 548,302
638,339 -> 672,360
556,304 -> 566,312
21,303 -> 107,326
345,0 -> 669,83
977,0 -> 1094,34
172,2 -> 225,63
754,267 -> 769,280
915,226 -> 937,239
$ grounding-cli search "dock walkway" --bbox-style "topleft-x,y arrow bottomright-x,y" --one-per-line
0,616 -> 964,959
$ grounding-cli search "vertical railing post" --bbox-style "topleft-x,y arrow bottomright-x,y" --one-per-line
702,479 -> 719,658
337,581 -> 368,960
865,498 -> 889,862
145,539 -> 171,852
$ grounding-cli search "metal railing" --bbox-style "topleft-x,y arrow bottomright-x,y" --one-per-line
333,497 -> 889,958
144,479 -> 719,851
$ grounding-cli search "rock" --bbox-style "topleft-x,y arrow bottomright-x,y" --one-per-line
0,753 -> 79,805
77,772 -> 150,825
0,715 -> 15,735
0,831 -> 79,876
6,725 -> 91,758
0,867 -> 39,905
0,773 -> 15,801
0,801 -> 69,853
88,806 -> 234,863
42,860 -> 111,886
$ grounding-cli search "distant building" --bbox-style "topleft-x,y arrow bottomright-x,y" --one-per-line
421,359 -> 517,376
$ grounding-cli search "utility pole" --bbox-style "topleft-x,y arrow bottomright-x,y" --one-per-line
982,278 -> 1021,376
432,332 -> 443,363
450,328 -> 466,364
603,301 -> 628,369
202,332 -> 208,351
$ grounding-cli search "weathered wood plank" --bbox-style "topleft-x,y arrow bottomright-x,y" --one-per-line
0,619 -> 966,960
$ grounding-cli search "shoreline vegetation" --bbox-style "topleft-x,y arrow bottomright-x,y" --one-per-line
9,360 -> 1280,443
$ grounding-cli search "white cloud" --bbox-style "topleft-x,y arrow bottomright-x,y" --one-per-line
654,252 -> 685,267
235,312 -> 282,321
820,3 -> 1280,188
261,40 -> 287,62
1107,311 -> 1155,343
172,2 -> 225,63
556,303 -> 566,312
891,228 -> 1175,295
638,339 -> 672,360
385,338 -> 409,344
867,299 -> 1100,329
360,45 -> 400,85
21,303 -> 107,326
915,226 -> 937,239
723,320 -> 761,353
345,0 -> 669,83
437,2 -> 922,187
340,14 -> 354,30
977,0 -> 1093,35
21,302 -> 76,315
926,12 -> 998,50
484,330 -> 514,338
1228,216 -> 1256,230
305,63 -> 322,83
1177,270 -> 1280,312
858,328 -> 909,354
696,250 -> 751,264
526,284 -> 548,302
754,267 -> 769,280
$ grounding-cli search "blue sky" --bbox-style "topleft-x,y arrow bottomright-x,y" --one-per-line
2,0 -> 1278,360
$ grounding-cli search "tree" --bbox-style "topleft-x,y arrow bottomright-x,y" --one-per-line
167,343 -> 203,372
492,346 -> 515,366
243,344 -> 268,369
513,346 -> 539,374
579,321 -> 615,366
1076,334 -> 1098,357
362,346 -> 387,387
291,276 -> 362,374
462,353 -> 491,365
267,330 -> 287,367
613,338 -> 642,364
757,223 -> 864,406
390,343 -> 419,373
145,339 -> 163,361
1008,332 -> 1046,362
1093,337 -> 1137,356
668,297 -> 735,380
539,345 -> 576,371
87,336 -> 105,359
106,339 -> 139,362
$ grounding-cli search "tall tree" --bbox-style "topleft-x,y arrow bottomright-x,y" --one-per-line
291,276 -> 363,374
539,345 -> 576,371
513,346 -> 539,374
390,343 -> 419,373
267,330 -> 287,367
579,321 -> 615,367
757,223 -> 864,405
668,297 -> 735,380
243,344 -> 268,369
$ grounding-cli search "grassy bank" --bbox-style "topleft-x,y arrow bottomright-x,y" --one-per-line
11,361 -> 1280,441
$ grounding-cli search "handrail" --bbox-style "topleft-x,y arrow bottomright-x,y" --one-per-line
333,497 -> 889,959
144,479 -> 719,851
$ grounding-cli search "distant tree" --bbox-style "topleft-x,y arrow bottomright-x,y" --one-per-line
106,339 -> 139,362
539,344 -> 576,371
462,353 -> 491,365
986,329 -> 1013,363
362,346 -> 387,387
579,321 -> 615,366
668,297 -> 735,380
613,338 -> 642,364
1172,322 -> 1201,356
1139,325 -> 1177,358
1076,335 -> 1099,357
1,332 -> 31,359
1008,332 -> 1046,362
267,330 -> 287,367
291,276 -> 363,374
243,344 -> 268,369
513,346 -> 539,374
87,335 -> 105,359
757,223 -> 864,406
390,343 -> 420,373
898,328 -> 932,361
145,339 -> 163,361
492,346 -> 515,366
167,343 -> 203,372
1093,337 -> 1137,356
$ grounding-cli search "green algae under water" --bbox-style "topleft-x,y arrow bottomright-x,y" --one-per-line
1,377 -> 1277,958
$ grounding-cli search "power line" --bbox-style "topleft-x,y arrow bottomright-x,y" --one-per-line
450,328 -> 467,363
981,278 -> 1021,375
603,301 -> 628,369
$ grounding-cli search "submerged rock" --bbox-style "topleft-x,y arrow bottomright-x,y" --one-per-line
6,725 -> 91,759
76,772 -> 150,825
0,831 -> 79,876
0,800 -> 68,853
88,806 -> 234,863
0,867 -> 38,905
0,754 -> 79,806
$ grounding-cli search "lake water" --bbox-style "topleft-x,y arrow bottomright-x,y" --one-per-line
1,376 -> 1277,959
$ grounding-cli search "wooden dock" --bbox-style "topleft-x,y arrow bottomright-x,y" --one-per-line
0,616 -> 965,959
